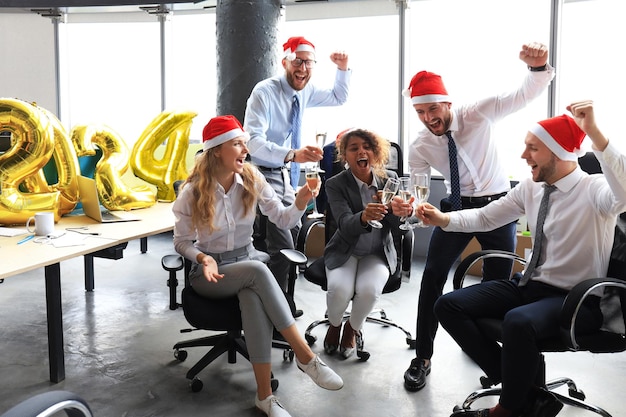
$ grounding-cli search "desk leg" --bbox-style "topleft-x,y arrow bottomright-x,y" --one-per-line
45,263 -> 65,383
84,255 -> 94,291
140,237 -> 148,254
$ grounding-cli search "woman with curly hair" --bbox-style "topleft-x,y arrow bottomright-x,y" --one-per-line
173,115 -> 343,417
323,128 -> 402,358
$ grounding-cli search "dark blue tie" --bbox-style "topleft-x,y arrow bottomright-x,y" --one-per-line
289,95 -> 301,187
519,184 -> 557,286
445,131 -> 462,211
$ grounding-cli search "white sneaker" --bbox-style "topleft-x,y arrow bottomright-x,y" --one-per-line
255,395 -> 292,417
296,354 -> 344,390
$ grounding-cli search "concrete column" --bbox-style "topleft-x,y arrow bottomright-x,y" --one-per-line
216,0 -> 283,123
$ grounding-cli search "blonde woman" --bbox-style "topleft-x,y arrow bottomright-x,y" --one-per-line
173,115 -> 343,417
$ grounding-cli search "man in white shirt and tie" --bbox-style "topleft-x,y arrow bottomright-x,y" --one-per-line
402,42 -> 555,392
407,100 -> 626,417
244,36 -> 350,317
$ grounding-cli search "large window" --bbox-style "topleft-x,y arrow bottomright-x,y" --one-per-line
60,14 -> 161,145
166,11 -> 217,142
282,14 -> 400,149
49,0 -> 623,179
406,0 -> 552,180
559,0 -> 626,153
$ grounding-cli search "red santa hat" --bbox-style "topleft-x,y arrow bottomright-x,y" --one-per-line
529,114 -> 586,162
202,115 -> 248,151
283,36 -> 316,61
402,71 -> 450,105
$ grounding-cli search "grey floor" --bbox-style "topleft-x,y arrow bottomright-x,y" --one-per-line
1,231 -> 624,417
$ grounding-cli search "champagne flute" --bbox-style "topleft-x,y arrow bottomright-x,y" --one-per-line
413,173 -> 430,228
368,177 -> 399,229
313,131 -> 327,172
398,177 -> 413,230
306,165 -> 324,219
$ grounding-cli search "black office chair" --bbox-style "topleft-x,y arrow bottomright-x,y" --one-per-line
0,391 -> 93,417
450,218 -> 626,416
316,139 -> 412,277
162,247 -> 306,393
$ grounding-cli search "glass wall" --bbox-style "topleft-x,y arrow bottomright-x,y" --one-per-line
559,0 -> 626,152
282,14 -> 400,149
60,15 -> 161,145
165,12 -> 217,142
54,0 -> 623,179
406,0 -> 552,180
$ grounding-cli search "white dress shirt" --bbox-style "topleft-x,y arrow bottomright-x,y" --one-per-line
244,70 -> 351,168
444,143 -> 626,290
173,168 -> 305,262
408,66 -> 555,197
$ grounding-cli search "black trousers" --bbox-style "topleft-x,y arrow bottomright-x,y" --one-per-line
434,278 -> 602,412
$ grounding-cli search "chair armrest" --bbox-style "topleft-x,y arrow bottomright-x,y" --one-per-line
559,277 -> 626,350
453,250 -> 526,289
0,391 -> 92,417
161,254 -> 184,272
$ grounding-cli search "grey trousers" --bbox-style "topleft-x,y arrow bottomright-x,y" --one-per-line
189,251 -> 295,363
255,168 -> 300,292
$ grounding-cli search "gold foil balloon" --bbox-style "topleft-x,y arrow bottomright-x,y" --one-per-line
41,107 -> 80,214
72,124 -> 156,211
22,106 -> 80,216
0,98 -> 61,225
130,110 -> 197,201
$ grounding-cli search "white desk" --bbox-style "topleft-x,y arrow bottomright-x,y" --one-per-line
0,202 -> 175,383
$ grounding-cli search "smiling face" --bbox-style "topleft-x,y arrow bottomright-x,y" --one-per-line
343,135 -> 375,183
413,101 -> 452,136
283,51 -> 314,91
214,135 -> 249,175
521,132 -> 558,183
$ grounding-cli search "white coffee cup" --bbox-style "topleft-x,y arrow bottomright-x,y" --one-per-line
26,212 -> 55,236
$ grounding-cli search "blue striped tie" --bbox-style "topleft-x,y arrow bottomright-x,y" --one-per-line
289,95 -> 301,187
445,131 -> 462,210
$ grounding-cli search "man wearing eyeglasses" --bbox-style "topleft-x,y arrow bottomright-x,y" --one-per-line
244,36 -> 351,318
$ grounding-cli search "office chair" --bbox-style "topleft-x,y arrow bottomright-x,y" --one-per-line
162,247 -> 307,392
0,390 -> 93,417
316,139 -> 412,277
450,218 -> 626,416
297,141 -> 416,360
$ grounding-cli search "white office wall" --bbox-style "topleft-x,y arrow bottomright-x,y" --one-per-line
0,12 -> 57,114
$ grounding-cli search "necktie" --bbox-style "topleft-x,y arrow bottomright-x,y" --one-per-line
289,94 -> 301,187
519,184 -> 557,286
445,131 -> 462,211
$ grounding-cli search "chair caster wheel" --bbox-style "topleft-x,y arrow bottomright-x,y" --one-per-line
190,377 -> 203,392
305,333 -> 317,345
174,349 -> 188,362
357,350 -> 370,361
569,388 -> 585,401
407,338 -> 416,349
271,378 -> 279,392
283,349 -> 294,362
453,405 -> 463,412
480,375 -> 494,388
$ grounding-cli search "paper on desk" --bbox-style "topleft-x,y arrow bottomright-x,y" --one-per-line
0,227 -> 28,237
51,233 -> 87,248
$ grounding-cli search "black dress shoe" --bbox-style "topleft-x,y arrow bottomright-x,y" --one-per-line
404,358 -> 431,391
520,388 -> 563,417
292,309 -> 304,318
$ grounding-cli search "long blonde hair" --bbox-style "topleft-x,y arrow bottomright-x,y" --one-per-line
182,146 -> 260,233
337,128 -> 391,179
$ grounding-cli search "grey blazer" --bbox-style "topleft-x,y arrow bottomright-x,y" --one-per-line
323,169 -> 400,272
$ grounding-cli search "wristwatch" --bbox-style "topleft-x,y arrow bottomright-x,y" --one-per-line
528,64 -> 548,72
285,149 -> 296,163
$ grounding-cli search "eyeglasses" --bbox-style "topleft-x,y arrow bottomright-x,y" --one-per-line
290,58 -> 316,69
